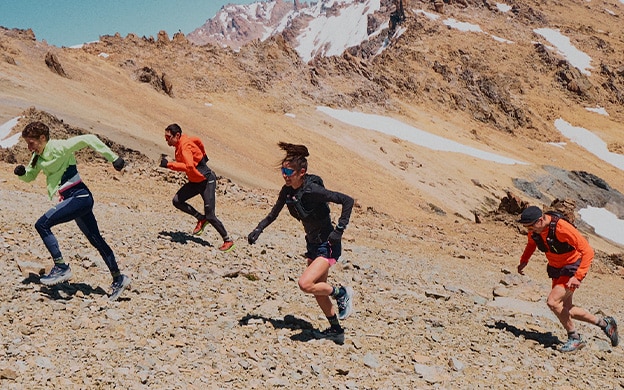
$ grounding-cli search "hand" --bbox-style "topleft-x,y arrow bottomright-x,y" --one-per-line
328,228 -> 343,246
566,276 -> 581,291
160,157 -> 169,168
517,262 -> 528,275
112,157 -> 125,171
14,165 -> 26,176
247,228 -> 262,245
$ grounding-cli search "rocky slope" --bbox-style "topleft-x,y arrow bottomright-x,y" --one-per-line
1,0 -> 624,388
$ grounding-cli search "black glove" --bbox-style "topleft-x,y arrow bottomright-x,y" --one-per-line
14,165 -> 26,176
328,227 -> 344,246
160,157 -> 169,168
112,157 -> 125,171
247,228 -> 263,245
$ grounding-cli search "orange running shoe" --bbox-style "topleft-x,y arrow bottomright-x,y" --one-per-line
193,219 -> 209,235
219,240 -> 235,252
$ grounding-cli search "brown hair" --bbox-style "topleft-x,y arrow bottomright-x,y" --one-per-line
22,121 -> 50,140
165,123 -> 182,135
278,142 -> 308,171
22,121 -> 50,167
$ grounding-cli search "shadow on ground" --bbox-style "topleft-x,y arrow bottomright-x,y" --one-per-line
240,314 -> 322,342
490,320 -> 561,349
21,273 -> 111,300
159,230 -> 213,246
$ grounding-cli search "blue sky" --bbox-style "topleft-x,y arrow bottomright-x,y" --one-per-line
0,0 -> 259,47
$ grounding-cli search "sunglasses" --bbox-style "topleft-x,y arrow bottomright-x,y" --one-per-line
281,167 -> 296,176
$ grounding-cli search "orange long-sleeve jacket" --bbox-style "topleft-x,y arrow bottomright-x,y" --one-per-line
166,134 -> 209,183
520,218 -> 594,281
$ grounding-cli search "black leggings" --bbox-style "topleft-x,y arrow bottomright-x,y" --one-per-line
172,173 -> 228,239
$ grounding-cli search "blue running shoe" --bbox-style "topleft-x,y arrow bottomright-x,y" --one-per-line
40,265 -> 72,286
336,286 -> 354,320
109,275 -> 131,301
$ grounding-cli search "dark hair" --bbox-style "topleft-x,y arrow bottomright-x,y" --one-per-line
165,123 -> 182,135
22,121 -> 50,140
278,142 -> 308,171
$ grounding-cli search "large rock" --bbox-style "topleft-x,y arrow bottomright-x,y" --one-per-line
44,51 -> 68,78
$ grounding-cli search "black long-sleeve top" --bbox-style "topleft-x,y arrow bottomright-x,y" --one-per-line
255,174 -> 354,244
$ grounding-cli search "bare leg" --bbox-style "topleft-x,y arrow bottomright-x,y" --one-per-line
298,257 -> 335,317
547,285 -> 598,333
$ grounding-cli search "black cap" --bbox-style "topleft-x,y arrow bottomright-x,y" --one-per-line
518,206 -> 543,224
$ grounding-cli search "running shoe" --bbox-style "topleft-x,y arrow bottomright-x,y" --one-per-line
40,265 -> 73,286
219,240 -> 235,252
193,219 -> 209,235
313,327 -> 345,345
336,286 -> 354,320
603,316 -> 619,347
559,336 -> 586,352
109,275 -> 132,302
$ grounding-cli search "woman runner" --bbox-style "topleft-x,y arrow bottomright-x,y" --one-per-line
14,121 -> 131,301
247,142 -> 355,344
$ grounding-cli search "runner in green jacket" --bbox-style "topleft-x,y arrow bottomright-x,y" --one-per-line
14,121 -> 131,301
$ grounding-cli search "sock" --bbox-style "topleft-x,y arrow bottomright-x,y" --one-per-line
327,315 -> 342,330
596,318 -> 607,329
223,236 -> 231,242
53,258 -> 68,269
567,330 -> 580,340
112,272 -> 122,282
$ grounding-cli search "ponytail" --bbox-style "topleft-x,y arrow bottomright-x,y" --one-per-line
278,142 -> 308,171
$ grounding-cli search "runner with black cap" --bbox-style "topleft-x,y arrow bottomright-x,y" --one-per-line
517,205 -> 618,352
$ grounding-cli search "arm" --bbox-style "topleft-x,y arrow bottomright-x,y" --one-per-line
16,154 -> 42,183
518,236 -> 537,274
308,185 -> 354,247
309,185 -> 354,228
60,134 -> 119,162
247,188 -> 287,244
166,143 -> 195,173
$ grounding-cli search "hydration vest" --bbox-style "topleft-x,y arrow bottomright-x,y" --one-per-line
286,174 -> 331,222
531,211 -> 575,254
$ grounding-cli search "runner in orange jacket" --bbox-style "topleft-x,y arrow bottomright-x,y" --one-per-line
517,206 -> 618,352
161,123 -> 233,252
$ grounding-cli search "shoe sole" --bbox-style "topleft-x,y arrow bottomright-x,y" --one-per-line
560,342 -> 586,352
40,272 -> 73,286
109,277 -> 132,302
193,221 -> 209,236
219,243 -> 235,252
338,286 -> 354,320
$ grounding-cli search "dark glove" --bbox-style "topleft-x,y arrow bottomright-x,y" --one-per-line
247,228 -> 263,245
328,227 -> 344,246
14,164 -> 26,176
160,157 -> 169,168
112,157 -> 125,171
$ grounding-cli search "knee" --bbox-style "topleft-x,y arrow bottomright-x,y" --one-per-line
298,278 -> 313,294
547,298 -> 562,312
172,195 -> 181,207
34,216 -> 49,233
